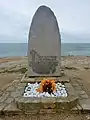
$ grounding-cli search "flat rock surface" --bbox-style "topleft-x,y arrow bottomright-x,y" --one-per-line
79,99 -> 90,111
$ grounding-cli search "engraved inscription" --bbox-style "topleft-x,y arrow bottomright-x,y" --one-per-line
29,50 -> 58,74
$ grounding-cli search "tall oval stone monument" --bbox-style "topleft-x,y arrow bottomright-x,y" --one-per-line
27,5 -> 61,77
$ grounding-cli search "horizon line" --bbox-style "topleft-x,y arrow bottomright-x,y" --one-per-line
0,42 -> 90,43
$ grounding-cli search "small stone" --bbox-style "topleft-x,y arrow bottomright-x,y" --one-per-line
51,93 -> 54,97
26,86 -> 31,92
62,85 -> 65,88
23,93 -> 29,97
64,93 -> 68,97
45,92 -> 51,97
27,83 -> 31,86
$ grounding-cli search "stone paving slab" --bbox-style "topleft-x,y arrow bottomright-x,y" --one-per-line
0,74 -> 22,93
70,104 -> 82,114
0,103 -> 7,115
0,92 -> 9,103
10,87 -> 24,98
1,83 -> 13,93
0,75 -> 90,115
4,97 -> 14,104
3,103 -> 22,115
77,104 -> 82,111
65,83 -> 77,97
79,99 -> 90,113
5,86 -> 16,92
70,77 -> 89,100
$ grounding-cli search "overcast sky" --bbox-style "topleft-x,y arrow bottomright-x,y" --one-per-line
0,0 -> 90,43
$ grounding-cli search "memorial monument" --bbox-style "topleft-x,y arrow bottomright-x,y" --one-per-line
27,5 -> 61,77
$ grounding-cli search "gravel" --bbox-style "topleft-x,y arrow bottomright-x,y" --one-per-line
23,82 -> 68,97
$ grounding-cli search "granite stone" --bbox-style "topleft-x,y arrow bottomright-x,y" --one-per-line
28,5 -> 61,77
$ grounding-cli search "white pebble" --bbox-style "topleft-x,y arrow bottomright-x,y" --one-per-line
45,92 -> 50,97
51,93 -> 55,97
23,93 -> 28,97
23,82 -> 68,98
62,85 -> 65,88
27,83 -> 31,86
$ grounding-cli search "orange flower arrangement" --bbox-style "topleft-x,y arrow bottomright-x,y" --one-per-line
36,78 -> 56,93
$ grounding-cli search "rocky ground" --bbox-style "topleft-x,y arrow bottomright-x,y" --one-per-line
0,56 -> 90,119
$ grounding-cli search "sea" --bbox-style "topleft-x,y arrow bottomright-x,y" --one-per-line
0,43 -> 90,58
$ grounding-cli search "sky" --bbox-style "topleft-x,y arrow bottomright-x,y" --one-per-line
0,0 -> 90,43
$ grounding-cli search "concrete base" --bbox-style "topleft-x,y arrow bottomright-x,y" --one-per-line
14,81 -> 79,113
21,71 -> 70,83
0,74 -> 90,117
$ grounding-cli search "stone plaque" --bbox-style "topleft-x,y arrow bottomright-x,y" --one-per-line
27,5 -> 61,77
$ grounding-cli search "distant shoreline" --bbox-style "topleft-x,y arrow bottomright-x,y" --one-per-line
1,55 -> 90,59
0,55 -> 90,64
0,42 -> 90,44
0,43 -> 90,57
